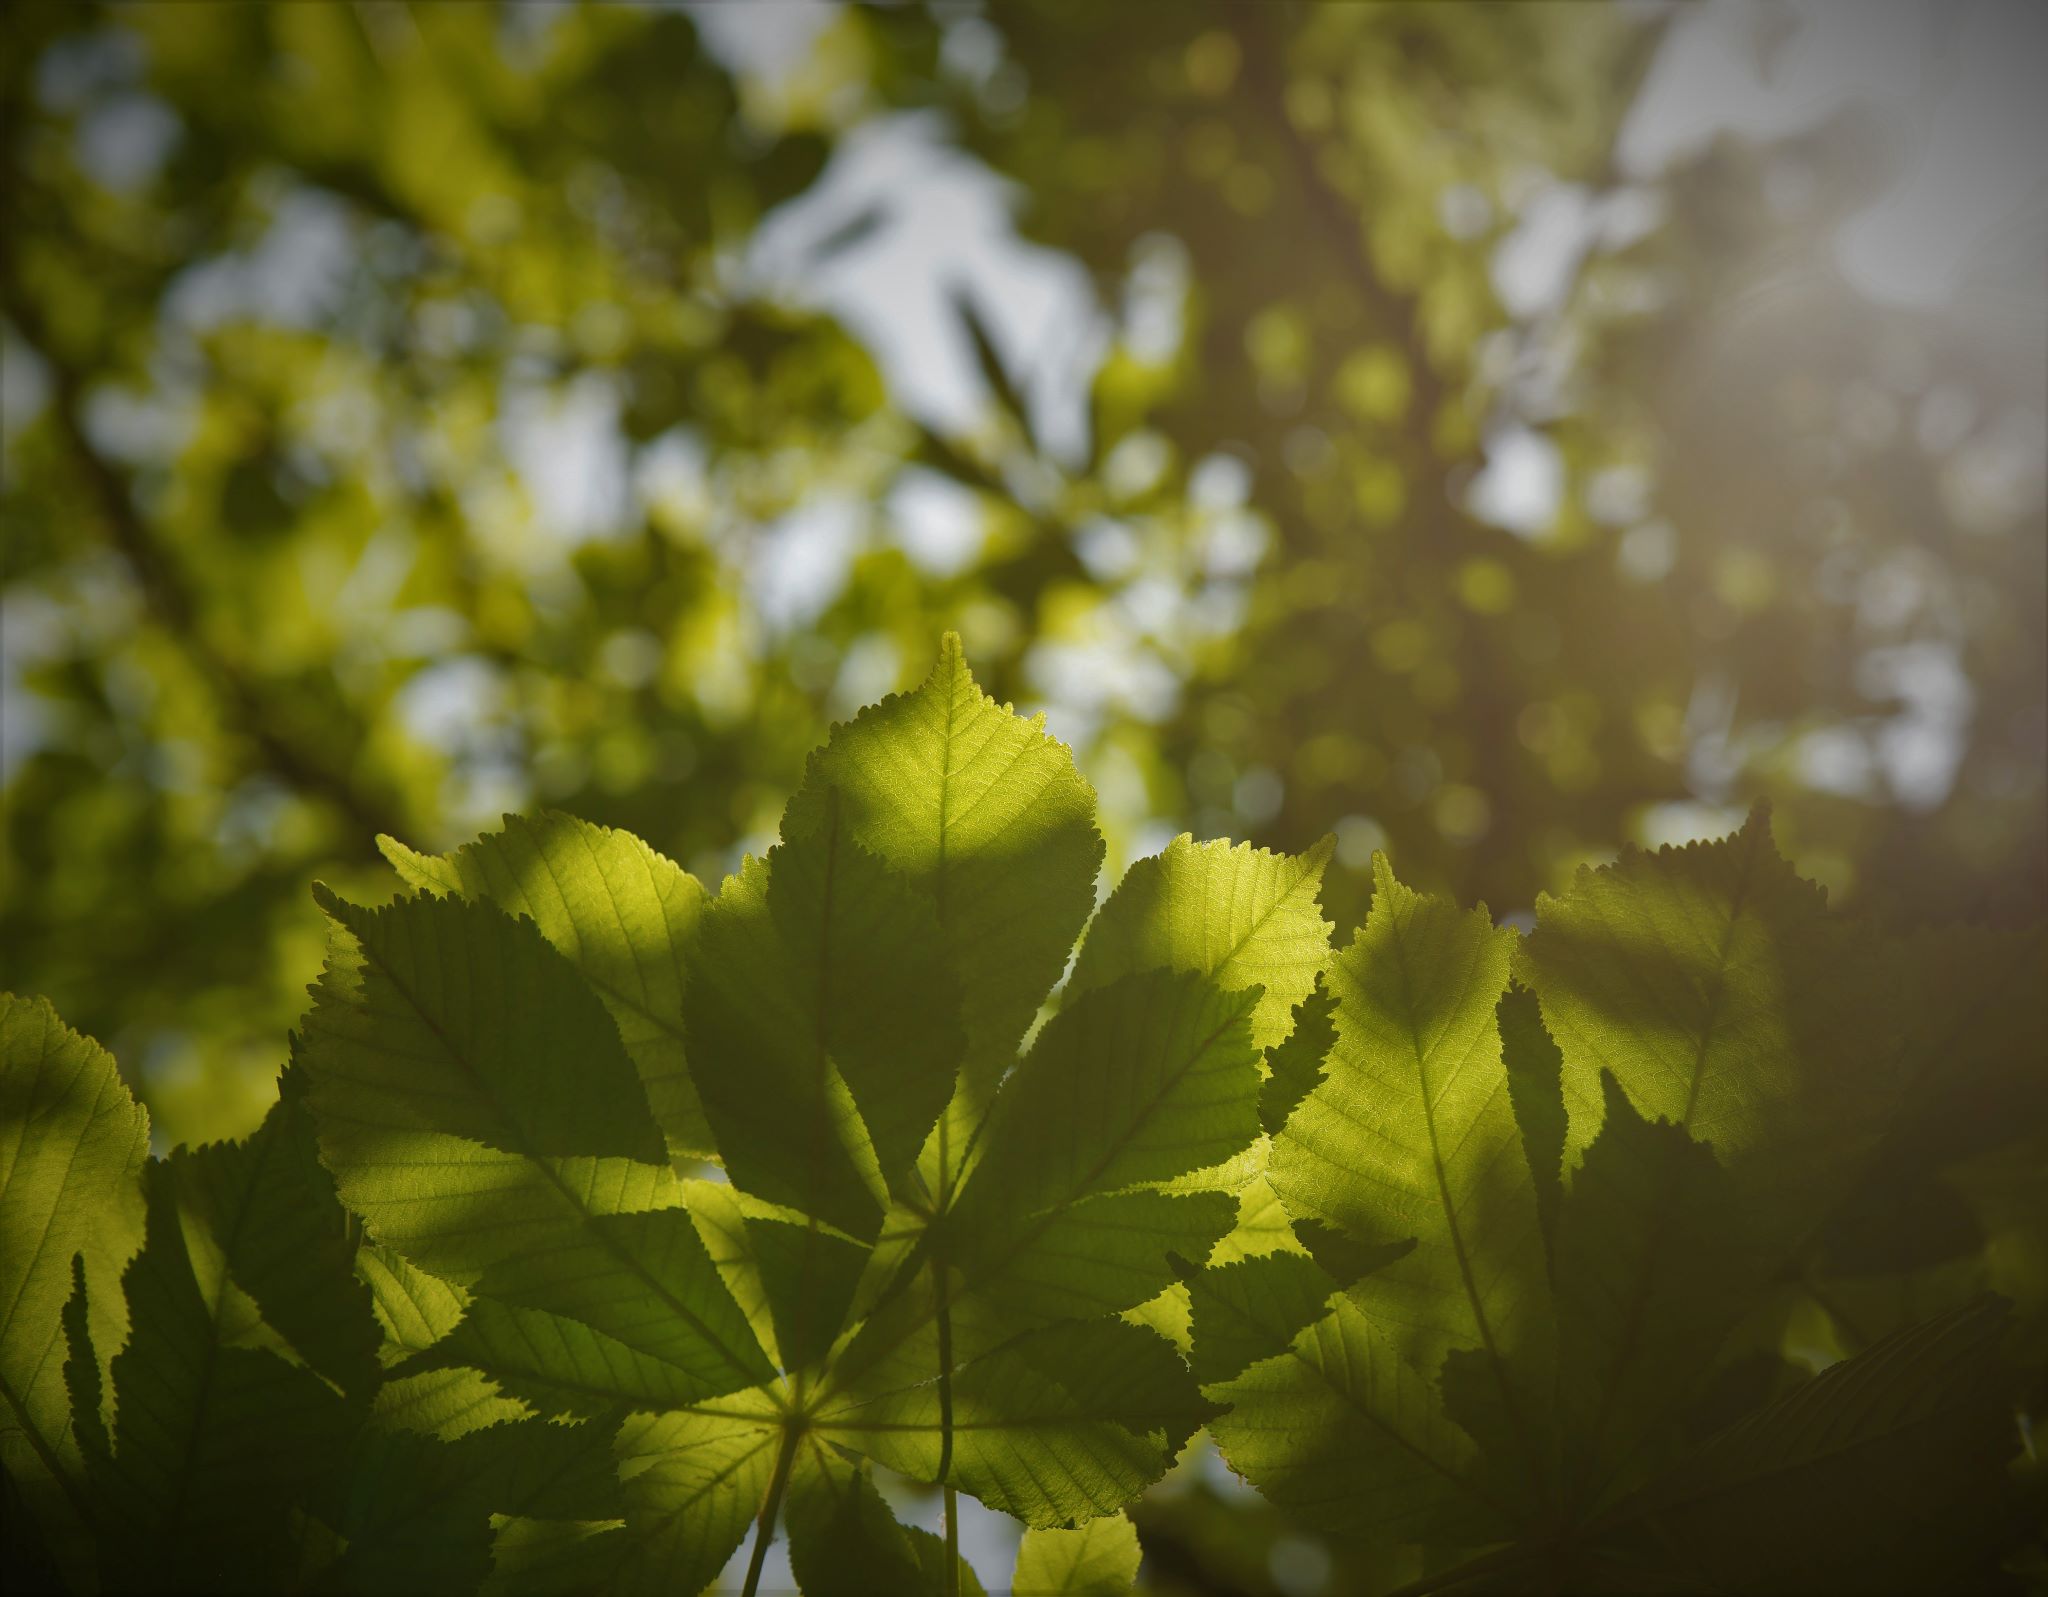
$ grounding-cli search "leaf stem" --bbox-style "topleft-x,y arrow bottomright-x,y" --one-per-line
933,1208 -> 957,1489
934,1274 -> 956,1487
943,1484 -> 961,1597
741,1422 -> 802,1597
936,1114 -> 960,1597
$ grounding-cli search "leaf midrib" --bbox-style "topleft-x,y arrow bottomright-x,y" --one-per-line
819,988 -> 1255,1404
349,922 -> 766,1390
1270,1308 -> 1511,1521
152,1122 -> 283,1574
1570,825 -> 1761,1512
1387,906 -> 1541,1502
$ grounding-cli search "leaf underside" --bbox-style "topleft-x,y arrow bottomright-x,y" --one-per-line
2,648 -> 2039,1597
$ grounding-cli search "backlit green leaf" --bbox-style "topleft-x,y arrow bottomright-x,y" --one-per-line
0,993 -> 150,1582
782,634 -> 1103,1102
380,812 -> 716,1158
1268,856 -> 1549,1490
1012,1510 -> 1140,1595
1515,810 -> 1901,1246
1070,833 -> 1335,1048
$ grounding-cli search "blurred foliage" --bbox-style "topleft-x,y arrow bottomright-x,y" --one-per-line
4,0 -> 2042,1190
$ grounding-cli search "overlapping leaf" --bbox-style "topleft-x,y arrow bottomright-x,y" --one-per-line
682,793 -> 964,1239
1069,832 -> 1334,1049
781,632 -> 1104,1117
1208,821 -> 2041,1590
380,812 -> 716,1159
0,994 -> 150,1588
1259,854 -> 1550,1513
5,643 -> 2041,1596
65,1093 -> 380,1593
1515,809 -> 1901,1245
292,640 -> 1267,1584
1011,1511 -> 1140,1595
298,889 -> 772,1412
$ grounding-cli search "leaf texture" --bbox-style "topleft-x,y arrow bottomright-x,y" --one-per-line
1268,856 -> 1549,1489
9,638 -> 2041,1596
683,799 -> 963,1237
820,1318 -> 1218,1528
0,992 -> 150,1581
1182,1249 -> 1347,1386
782,632 -> 1103,1100
380,811 -> 716,1157
1516,809 -> 1900,1245
95,1160 -> 362,1593
1070,832 -> 1335,1048
1208,1292 -> 1501,1544
1012,1510 -> 1141,1594
605,1403 -> 782,1595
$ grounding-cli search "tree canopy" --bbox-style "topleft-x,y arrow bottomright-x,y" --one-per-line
5,3 -> 2041,1148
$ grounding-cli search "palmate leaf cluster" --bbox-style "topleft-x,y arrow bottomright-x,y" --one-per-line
2,638 -> 2043,1596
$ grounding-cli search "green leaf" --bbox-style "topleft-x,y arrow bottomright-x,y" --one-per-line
1182,1249 -> 1346,1386
306,885 -> 667,1169
359,1241 -> 472,1359
483,1519 -> 629,1597
748,1216 -> 870,1372
418,1207 -> 775,1416
1207,1292 -> 1502,1545
831,969 -> 1261,1382
604,1401 -> 783,1595
1289,1217 -> 1411,1284
1514,809 -> 1900,1246
819,1318 -> 1218,1529
172,1087 -> 381,1397
357,1243 -> 527,1440
1259,978 -> 1335,1137
1497,984 -> 1565,1261
1069,832 -> 1335,1049
96,1160 -> 361,1593
298,887 -> 678,1281
786,1443 -> 983,1597
961,969 -> 1265,1225
0,993 -> 150,1576
782,633 -> 1103,1102
1267,856 -> 1548,1484
1594,1299 -> 2019,1593
968,1189 -> 1239,1331
675,1178 -> 782,1363
811,948 -> 1265,1536
1547,1072 -> 1763,1510
834,1191 -> 1237,1407
61,1257 -> 107,1469
380,810 -> 717,1158
683,796 -> 964,1238
1012,1511 -> 1141,1595
300,888 -> 773,1423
